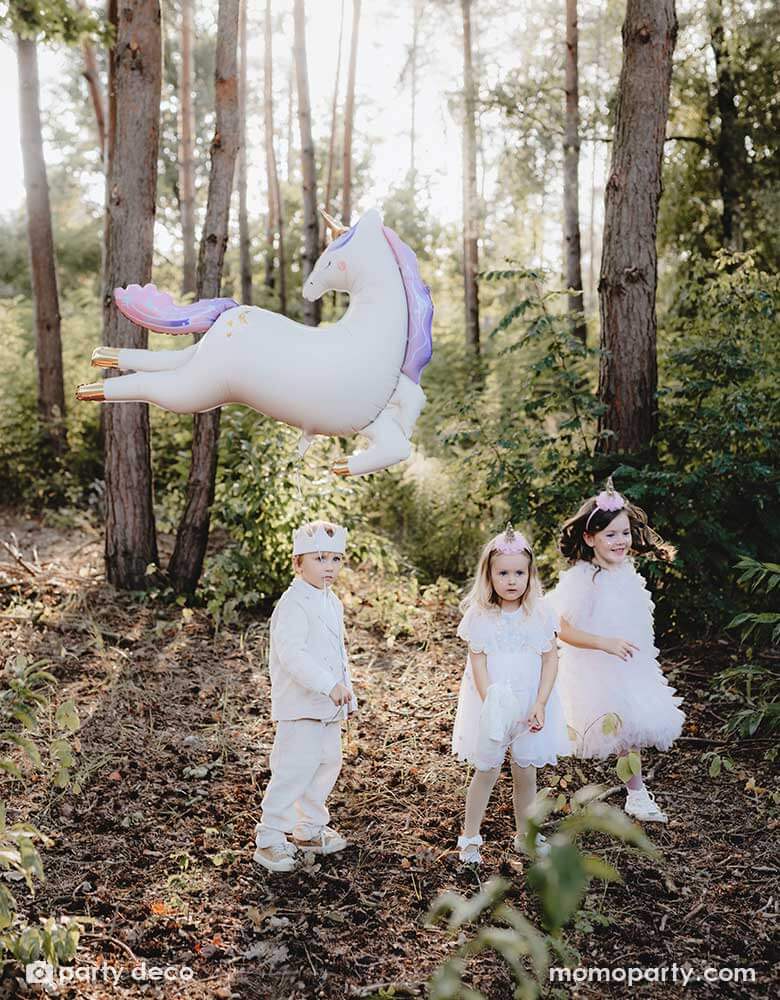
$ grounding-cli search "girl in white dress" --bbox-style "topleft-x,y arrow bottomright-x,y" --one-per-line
452,525 -> 572,864
547,480 -> 685,824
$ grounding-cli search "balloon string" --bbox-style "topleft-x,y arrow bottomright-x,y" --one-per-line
294,455 -> 305,508
292,444 -> 351,744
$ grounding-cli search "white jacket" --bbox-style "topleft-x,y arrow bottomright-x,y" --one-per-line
268,577 -> 358,722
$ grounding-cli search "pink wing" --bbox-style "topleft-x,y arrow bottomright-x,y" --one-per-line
114,283 -> 238,335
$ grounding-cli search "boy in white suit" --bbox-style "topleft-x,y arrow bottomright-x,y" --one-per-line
254,520 -> 357,873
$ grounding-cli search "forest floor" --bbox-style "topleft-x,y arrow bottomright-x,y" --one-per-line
0,509 -> 777,1000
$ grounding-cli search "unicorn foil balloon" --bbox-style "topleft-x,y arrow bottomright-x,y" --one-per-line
77,208 -> 433,477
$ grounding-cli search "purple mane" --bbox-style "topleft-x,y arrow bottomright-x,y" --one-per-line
382,226 -> 434,385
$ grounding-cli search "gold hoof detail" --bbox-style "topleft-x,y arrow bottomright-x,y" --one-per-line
331,459 -> 351,477
76,382 -> 105,402
91,346 -> 121,369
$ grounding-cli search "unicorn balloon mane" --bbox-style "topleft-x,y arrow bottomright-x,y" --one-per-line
77,208 -> 433,477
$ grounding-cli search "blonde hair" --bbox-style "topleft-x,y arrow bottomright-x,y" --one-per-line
460,534 -> 543,616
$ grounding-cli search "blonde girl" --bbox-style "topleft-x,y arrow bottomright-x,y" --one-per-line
452,524 -> 571,864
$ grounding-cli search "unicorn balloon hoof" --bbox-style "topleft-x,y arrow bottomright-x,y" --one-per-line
76,382 -> 105,401
77,208 -> 433,477
91,346 -> 121,369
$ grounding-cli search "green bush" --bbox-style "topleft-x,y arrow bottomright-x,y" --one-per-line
423,254 -> 779,635
0,654 -> 83,967
0,293 -> 102,508
714,556 -> 780,739
427,791 -> 657,1000
198,408 -> 400,624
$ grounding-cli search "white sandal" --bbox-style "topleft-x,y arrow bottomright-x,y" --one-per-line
513,831 -> 550,858
457,833 -> 483,864
624,786 -> 668,824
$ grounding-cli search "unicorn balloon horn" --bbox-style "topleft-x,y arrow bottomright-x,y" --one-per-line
76,208 -> 433,478
320,208 -> 348,238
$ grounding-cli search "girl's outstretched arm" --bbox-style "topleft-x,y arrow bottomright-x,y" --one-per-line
469,650 -> 489,701
558,616 -> 639,661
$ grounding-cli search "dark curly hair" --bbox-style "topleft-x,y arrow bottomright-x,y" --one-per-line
558,493 -> 675,565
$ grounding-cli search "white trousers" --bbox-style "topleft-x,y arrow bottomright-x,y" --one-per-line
256,719 -> 343,847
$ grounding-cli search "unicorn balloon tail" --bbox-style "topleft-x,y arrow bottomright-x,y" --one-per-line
77,208 -> 433,477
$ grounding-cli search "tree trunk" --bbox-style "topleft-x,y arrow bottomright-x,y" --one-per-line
262,0 -> 275,291
169,0 -> 240,594
238,0 -> 252,304
76,0 -> 106,162
324,0 -> 345,235
409,0 -> 421,193
264,0 -> 287,312
286,58 -> 295,185
597,0 -> 677,455
179,0 -> 197,297
461,0 -> 480,354
341,0 -> 361,226
16,34 -> 67,459
587,8 -> 603,305
564,0 -> 586,342
707,0 -> 746,250
102,0 -> 161,588
293,0 -> 320,326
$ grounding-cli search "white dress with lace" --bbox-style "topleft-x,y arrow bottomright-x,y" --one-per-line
545,560 -> 685,759
451,602 -> 573,770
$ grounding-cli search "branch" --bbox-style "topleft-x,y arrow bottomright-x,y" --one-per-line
666,134 -> 711,147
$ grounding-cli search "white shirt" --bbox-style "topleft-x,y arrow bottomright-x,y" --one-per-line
268,577 -> 358,722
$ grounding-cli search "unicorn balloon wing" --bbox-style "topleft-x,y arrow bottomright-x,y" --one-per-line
77,208 -> 433,477
114,284 -> 238,334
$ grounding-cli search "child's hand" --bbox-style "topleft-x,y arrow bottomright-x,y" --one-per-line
329,682 -> 352,706
528,701 -> 545,732
602,637 -> 640,661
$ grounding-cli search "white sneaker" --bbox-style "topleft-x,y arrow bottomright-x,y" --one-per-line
253,840 -> 298,872
624,786 -> 668,823
513,832 -> 550,858
457,834 -> 483,864
292,825 -> 348,855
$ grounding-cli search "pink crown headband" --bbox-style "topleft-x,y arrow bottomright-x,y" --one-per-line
585,478 -> 627,531
492,522 -> 530,554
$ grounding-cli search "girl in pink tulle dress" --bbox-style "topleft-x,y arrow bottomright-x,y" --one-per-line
547,481 -> 685,824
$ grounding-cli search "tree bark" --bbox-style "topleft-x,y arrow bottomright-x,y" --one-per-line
16,34 -> 67,459
597,0 -> 677,455
324,0 -> 345,236
286,58 -> 295,185
461,0 -> 480,354
238,0 -> 252,304
293,0 -> 320,326
264,0 -> 287,312
179,0 -> 197,297
102,0 -> 161,588
587,7 -> 603,305
409,0 -> 421,193
262,0 -> 275,291
564,0 -> 586,342
341,0 -> 361,226
76,0 -> 106,162
707,0 -> 746,250
169,0 -> 240,594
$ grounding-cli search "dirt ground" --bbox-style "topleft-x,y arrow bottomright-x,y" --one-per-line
0,510 -> 777,999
